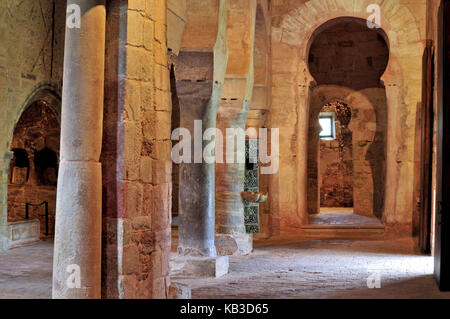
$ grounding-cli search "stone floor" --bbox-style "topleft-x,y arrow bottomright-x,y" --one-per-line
175,238 -> 450,299
309,207 -> 383,226
0,240 -> 53,299
2,238 -> 450,299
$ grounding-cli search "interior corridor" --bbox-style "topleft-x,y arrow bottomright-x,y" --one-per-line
1,0 -> 449,299
167,238 -> 448,299
309,208 -> 383,227
3,238 -> 450,299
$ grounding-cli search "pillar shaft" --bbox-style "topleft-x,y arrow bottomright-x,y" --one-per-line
384,82 -> 400,224
214,96 -> 254,256
0,152 -> 13,251
52,0 -> 106,299
175,52 -> 218,257
215,100 -> 249,236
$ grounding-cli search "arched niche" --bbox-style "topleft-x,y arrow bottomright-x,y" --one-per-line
307,17 -> 389,90
307,85 -> 387,220
6,92 -> 61,239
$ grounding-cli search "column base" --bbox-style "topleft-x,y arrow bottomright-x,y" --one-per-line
170,255 -> 229,278
215,233 -> 253,256
168,282 -> 192,299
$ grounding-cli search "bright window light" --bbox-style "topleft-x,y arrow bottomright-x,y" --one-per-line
319,112 -> 335,140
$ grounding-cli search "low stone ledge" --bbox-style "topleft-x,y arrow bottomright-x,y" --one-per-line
170,255 -> 229,278
4,219 -> 40,249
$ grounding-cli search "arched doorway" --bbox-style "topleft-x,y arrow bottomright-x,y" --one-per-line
7,99 -> 60,243
318,101 -> 353,209
305,17 -> 388,231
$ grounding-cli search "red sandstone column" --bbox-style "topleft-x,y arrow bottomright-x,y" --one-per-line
52,0 -> 106,299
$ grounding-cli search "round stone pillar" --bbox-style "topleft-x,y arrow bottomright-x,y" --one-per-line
215,99 -> 253,255
175,52 -> 218,257
52,0 -> 106,299
0,151 -> 13,251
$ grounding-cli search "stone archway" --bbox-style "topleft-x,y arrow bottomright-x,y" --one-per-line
308,85 -> 388,221
305,17 -> 389,221
0,87 -> 61,250
269,0 -> 423,235
308,99 -> 354,215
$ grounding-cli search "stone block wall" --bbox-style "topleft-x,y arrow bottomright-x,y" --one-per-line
7,100 -> 60,237
308,86 -> 387,219
318,103 -> 354,208
101,0 -> 171,299
0,0 -> 65,249
309,20 -> 389,90
269,0 -> 426,235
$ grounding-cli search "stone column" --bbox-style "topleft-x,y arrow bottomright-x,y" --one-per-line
0,152 -> 13,251
215,97 -> 253,255
52,0 -> 106,299
383,78 -> 401,225
214,0 -> 257,256
170,52 -> 229,278
296,84 -> 313,225
175,52 -> 217,257
169,0 -> 229,279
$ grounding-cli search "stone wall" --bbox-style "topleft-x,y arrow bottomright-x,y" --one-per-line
0,0 -> 65,249
101,0 -> 172,299
269,0 -> 426,236
308,85 -> 387,219
305,18 -> 388,216
309,19 -> 389,90
318,102 -> 353,208
7,100 -> 59,237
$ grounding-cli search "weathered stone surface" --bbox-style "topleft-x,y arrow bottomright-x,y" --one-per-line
101,0 -> 172,299
168,282 -> 192,299
0,0 -> 435,301
170,255 -> 229,278
270,0 -> 426,236
6,219 -> 40,249
52,0 -> 106,299
215,233 -> 253,256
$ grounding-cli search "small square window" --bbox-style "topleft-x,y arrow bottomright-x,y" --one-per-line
319,112 -> 336,140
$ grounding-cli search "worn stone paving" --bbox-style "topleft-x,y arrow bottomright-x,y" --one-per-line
2,238 -> 450,299
309,208 -> 383,226
0,241 -> 53,299
0,240 -> 53,299
177,239 -> 450,299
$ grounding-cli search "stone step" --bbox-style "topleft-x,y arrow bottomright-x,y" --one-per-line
300,225 -> 385,239
302,224 -> 384,229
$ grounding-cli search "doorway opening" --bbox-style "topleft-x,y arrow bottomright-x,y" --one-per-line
307,100 -> 383,229
304,17 -> 389,232
7,99 -> 60,242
